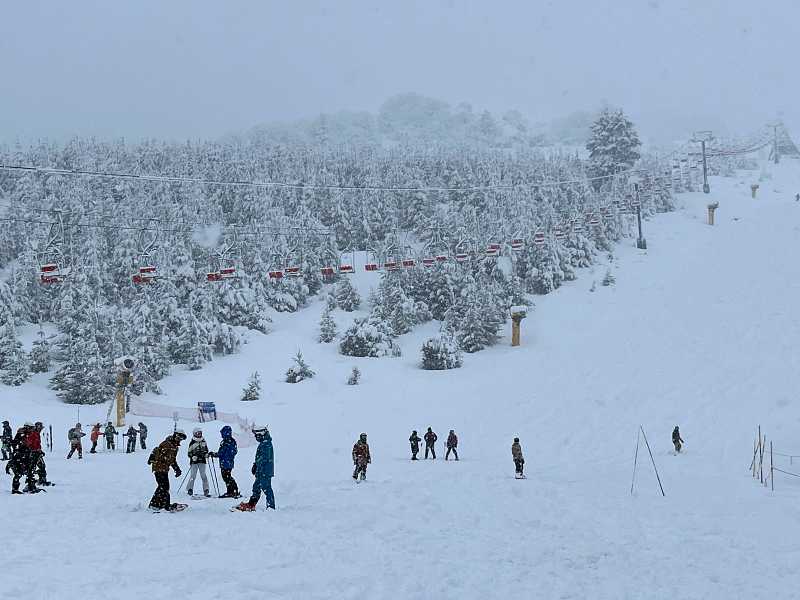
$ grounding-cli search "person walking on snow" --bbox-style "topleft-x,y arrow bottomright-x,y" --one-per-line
89,424 -> 101,454
104,422 -> 117,451
138,422 -> 148,450
123,425 -> 138,454
186,428 -> 210,497
512,437 -> 525,479
1,420 -> 12,460
234,425 -> 275,511
147,430 -> 186,511
66,423 -> 85,459
6,423 -> 36,493
424,427 -> 437,459
409,430 -> 421,460
672,426 -> 684,453
209,425 -> 239,498
445,430 -> 459,461
352,433 -> 371,481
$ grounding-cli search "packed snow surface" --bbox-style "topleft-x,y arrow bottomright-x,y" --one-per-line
3,162 -> 800,599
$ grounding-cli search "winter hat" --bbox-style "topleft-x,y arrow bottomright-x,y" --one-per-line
24,422 -> 33,427
192,428 -> 203,439
174,429 -> 187,440
513,437 -> 519,443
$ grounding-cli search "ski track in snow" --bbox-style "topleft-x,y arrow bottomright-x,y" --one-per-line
3,162 -> 800,599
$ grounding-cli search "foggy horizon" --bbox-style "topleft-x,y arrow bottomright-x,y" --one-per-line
1,0 -> 796,145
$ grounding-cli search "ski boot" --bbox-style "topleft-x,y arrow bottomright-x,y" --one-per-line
187,489 -> 193,496
233,500 -> 257,512
204,490 -> 211,498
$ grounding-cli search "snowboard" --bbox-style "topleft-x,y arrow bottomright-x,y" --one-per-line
514,474 -> 526,479
150,503 -> 187,513
190,494 -> 213,500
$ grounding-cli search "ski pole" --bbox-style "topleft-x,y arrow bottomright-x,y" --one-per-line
209,457 -> 221,496
176,467 -> 190,494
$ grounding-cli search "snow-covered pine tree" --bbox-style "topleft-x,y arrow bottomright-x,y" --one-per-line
29,328 -> 52,373
0,319 -> 22,371
285,350 -> 315,383
347,366 -> 361,385
318,306 -> 338,343
1,347 -> 30,386
241,371 -> 261,401
334,277 -> 361,312
50,339 -> 111,405
339,318 -> 397,358
586,107 -> 641,180
420,336 -> 462,370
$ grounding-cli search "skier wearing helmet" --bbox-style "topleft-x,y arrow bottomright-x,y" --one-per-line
186,428 -> 210,497
209,425 -> 239,498
147,429 -> 187,512
352,433 -> 371,481
234,425 -> 274,511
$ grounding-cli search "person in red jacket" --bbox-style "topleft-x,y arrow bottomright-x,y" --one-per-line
89,423 -> 101,454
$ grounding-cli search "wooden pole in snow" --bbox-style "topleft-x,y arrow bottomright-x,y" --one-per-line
640,426 -> 665,497
770,441 -> 774,492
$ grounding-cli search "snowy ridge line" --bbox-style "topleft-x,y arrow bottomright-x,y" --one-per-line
0,162 -> 647,192
129,397 -> 256,447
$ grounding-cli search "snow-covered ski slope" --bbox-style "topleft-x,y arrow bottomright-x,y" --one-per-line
3,160 -> 800,599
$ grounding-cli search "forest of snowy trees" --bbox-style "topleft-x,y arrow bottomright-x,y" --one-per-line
0,99 -> 680,402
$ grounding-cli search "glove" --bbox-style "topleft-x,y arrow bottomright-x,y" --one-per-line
208,452 -> 216,458
174,467 -> 182,477
251,464 -> 256,475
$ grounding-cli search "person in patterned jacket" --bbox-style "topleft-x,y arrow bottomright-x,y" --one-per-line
352,433 -> 371,481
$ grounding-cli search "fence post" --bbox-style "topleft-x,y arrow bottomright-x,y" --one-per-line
770,441 -> 774,491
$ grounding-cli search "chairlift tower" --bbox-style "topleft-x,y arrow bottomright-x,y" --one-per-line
691,131 -> 713,194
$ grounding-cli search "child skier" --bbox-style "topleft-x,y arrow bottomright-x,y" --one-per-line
672,426 -> 684,453
66,423 -> 85,459
147,430 -> 187,512
186,428 -> 210,497
234,425 -> 274,511
89,424 -> 101,453
352,433 -> 371,481
409,430 -> 421,460
209,425 -> 239,498
512,437 -> 525,479
445,430 -> 459,461
104,422 -> 117,451
424,427 -> 437,459
123,425 -> 138,454
138,422 -> 148,450
1,420 -> 12,460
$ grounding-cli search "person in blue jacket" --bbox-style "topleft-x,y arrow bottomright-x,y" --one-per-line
234,424 -> 275,511
209,425 -> 239,498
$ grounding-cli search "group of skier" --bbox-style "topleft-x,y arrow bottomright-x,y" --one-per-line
408,427 -> 459,461
146,423 -> 272,513
63,421 -> 148,459
2,421 -> 52,493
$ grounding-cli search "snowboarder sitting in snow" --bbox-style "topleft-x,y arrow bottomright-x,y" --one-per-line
67,423 -> 85,459
235,425 -> 274,511
123,425 -> 138,454
672,426 -> 684,453
147,430 -> 186,512
445,430 -> 459,461
138,422 -> 148,450
409,430 -> 421,460
209,425 -> 239,498
89,423 -> 101,454
104,422 -> 117,451
1,420 -> 12,461
512,437 -> 525,479
352,433 -> 371,481
424,427 -> 437,459
186,428 -> 210,497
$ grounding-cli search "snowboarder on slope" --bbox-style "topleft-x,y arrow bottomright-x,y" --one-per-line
104,422 -> 117,451
352,433 -> 371,481
424,427 -> 437,459
209,425 -> 239,498
186,428 -> 210,497
1,420 -> 12,460
147,430 -> 186,511
234,425 -> 275,511
138,422 -> 148,450
512,437 -> 525,479
89,424 -> 101,454
445,430 -> 459,461
123,425 -> 138,454
409,430 -> 421,460
67,423 -> 85,459
672,426 -> 684,453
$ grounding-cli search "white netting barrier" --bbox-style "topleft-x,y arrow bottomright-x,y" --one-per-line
129,397 -> 256,448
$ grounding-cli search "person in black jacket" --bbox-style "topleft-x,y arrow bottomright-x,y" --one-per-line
1,420 -> 12,461
424,427 -> 437,460
409,430 -> 421,460
123,426 -> 138,454
672,426 -> 684,453
138,422 -> 148,450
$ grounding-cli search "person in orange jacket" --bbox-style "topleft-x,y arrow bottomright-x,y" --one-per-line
89,424 -> 101,454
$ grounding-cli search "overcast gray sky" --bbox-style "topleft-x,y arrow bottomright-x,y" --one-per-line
0,0 -> 796,143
